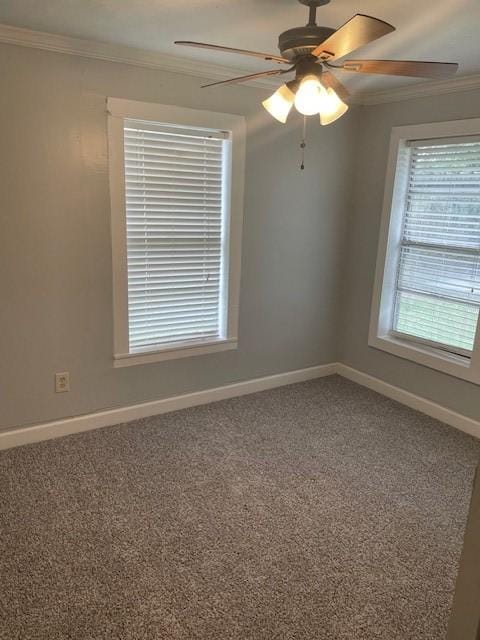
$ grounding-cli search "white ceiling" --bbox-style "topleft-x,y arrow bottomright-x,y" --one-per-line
0,0 -> 478,94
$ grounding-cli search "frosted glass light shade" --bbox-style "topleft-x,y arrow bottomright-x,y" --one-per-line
294,75 -> 326,116
319,88 -> 349,125
262,84 -> 295,123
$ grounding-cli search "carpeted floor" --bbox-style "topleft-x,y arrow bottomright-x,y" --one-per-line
0,375 -> 478,640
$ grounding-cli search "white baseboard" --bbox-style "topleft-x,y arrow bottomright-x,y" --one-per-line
1,362 -> 479,451
0,363 -> 336,450
336,363 -> 480,440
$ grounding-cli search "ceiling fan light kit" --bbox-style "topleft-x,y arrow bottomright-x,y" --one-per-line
262,59 -> 349,124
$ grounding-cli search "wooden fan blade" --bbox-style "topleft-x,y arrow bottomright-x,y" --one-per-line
320,71 -> 350,100
175,41 -> 289,64
312,14 -> 395,60
201,69 -> 285,88
341,59 -> 459,78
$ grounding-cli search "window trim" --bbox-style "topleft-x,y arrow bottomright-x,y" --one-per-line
369,118 -> 480,385
107,98 -> 246,367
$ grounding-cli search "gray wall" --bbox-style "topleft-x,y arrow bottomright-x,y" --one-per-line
340,90 -> 480,422
0,43 -> 358,430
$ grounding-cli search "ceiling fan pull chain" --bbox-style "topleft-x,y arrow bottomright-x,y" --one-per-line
300,115 -> 307,170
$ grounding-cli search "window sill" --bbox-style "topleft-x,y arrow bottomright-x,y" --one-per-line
369,333 -> 480,385
114,337 -> 237,368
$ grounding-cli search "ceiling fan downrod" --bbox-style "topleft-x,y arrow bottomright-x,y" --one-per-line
298,0 -> 331,27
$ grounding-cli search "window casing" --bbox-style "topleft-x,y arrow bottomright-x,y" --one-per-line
108,99 -> 245,367
370,119 -> 480,385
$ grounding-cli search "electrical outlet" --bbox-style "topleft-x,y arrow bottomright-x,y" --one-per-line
55,372 -> 70,393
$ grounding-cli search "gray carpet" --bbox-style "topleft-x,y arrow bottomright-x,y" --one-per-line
0,376 -> 478,640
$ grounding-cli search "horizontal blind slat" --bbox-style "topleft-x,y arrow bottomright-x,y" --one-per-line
124,123 -> 225,142
129,292 -> 219,303
130,324 -> 219,341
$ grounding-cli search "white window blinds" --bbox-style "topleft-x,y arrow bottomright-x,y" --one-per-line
123,119 -> 228,352
393,138 -> 480,355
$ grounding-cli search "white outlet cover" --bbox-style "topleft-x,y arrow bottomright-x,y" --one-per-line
55,372 -> 70,393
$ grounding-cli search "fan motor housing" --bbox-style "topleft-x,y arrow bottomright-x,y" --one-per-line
278,25 -> 335,61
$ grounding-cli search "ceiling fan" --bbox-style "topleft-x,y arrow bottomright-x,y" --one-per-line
175,0 -> 458,126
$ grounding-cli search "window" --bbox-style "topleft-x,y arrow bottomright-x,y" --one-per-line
370,119 -> 480,385
108,99 -> 245,366
393,138 -> 480,355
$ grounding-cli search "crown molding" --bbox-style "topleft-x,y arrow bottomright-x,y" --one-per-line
0,22 -> 280,89
356,72 -> 480,105
0,22 -> 479,104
